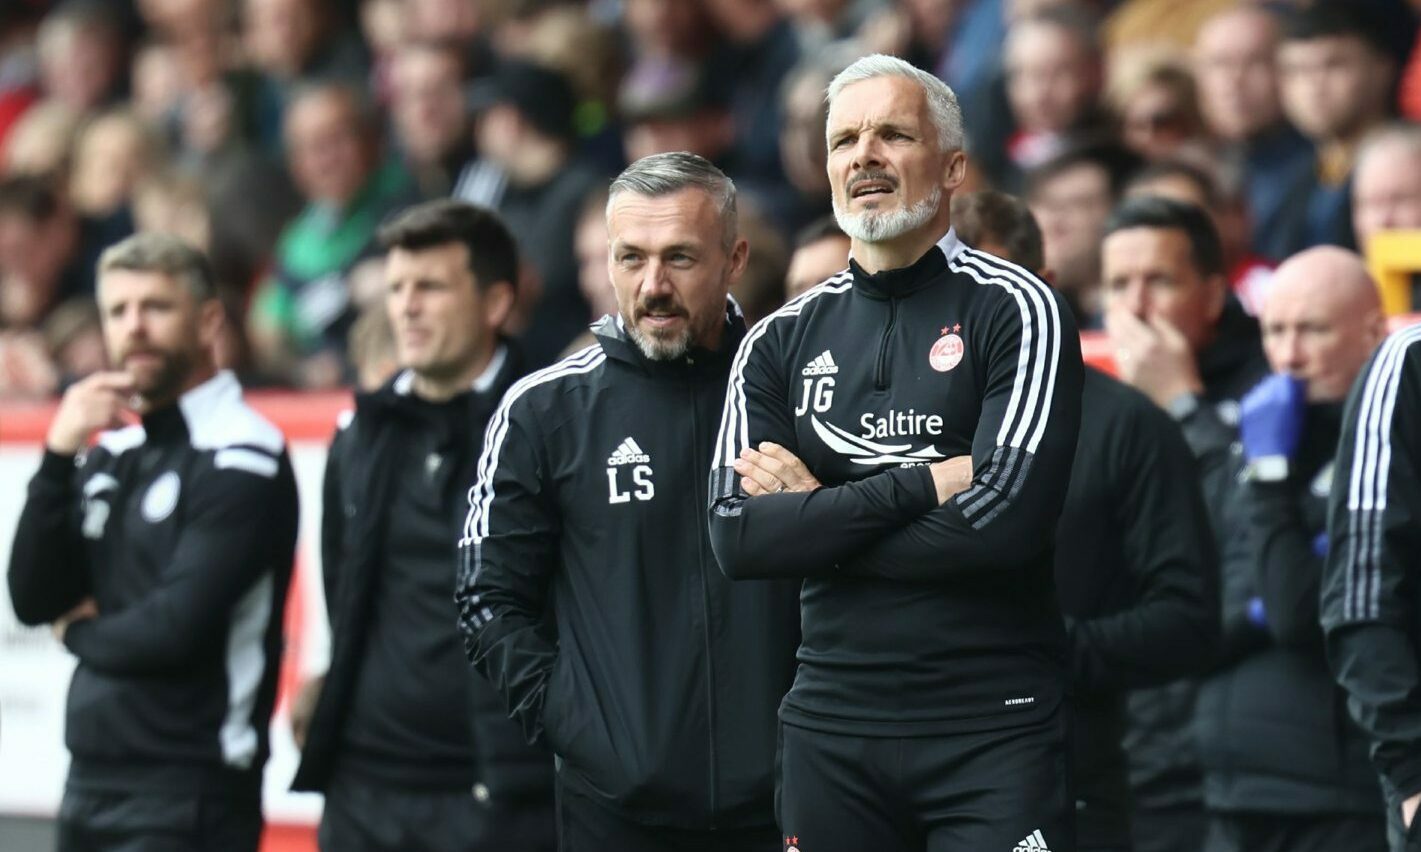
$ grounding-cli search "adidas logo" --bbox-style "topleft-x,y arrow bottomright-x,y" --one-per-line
607,437 -> 651,466
1013,829 -> 1051,852
801,350 -> 839,376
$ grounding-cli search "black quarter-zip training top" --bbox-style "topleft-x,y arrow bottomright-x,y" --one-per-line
709,230 -> 1083,736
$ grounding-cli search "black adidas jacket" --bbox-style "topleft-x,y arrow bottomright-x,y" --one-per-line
8,371 -> 297,798
1055,367 -> 1219,848
1196,402 -> 1380,816
292,347 -> 552,804
1323,325 -> 1421,805
708,232 -> 1083,736
456,309 -> 801,829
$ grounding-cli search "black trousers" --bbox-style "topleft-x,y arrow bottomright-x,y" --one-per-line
776,714 -> 1074,852
319,774 -> 555,852
1203,811 -> 1387,852
555,782 -> 780,852
1129,804 -> 1204,852
56,788 -> 261,852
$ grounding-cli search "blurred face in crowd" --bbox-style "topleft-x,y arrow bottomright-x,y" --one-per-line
97,269 -> 219,405
38,20 -> 124,112
409,0 -> 481,43
71,114 -> 152,217
625,0 -> 708,59
285,89 -> 377,207
624,112 -> 732,165
1193,7 -> 1283,141
780,71 -> 831,197
1028,162 -> 1111,291
244,0 -> 325,77
1279,35 -> 1393,143
1261,247 -> 1384,402
1353,136 -> 1421,249
826,75 -> 964,244
1005,19 -> 1097,135
1102,225 -> 1226,353
575,206 -> 617,319
0,208 -> 77,327
786,233 -> 850,299
385,242 -> 513,381
606,187 -> 748,359
774,0 -> 848,27
1119,79 -> 1199,162
392,46 -> 468,167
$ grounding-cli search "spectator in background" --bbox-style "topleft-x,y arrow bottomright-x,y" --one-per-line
292,200 -> 554,852
1125,159 -> 1274,315
389,41 -> 473,199
1198,247 -> 1387,852
989,6 -> 1104,190
1109,57 -> 1206,163
457,60 -> 600,369
1352,122 -> 1421,256
247,82 -> 412,388
729,201 -> 789,324
0,174 -> 87,331
1277,3 -> 1397,253
957,187 -> 1220,852
34,0 -> 128,116
1193,4 -> 1314,264
1026,140 -> 1142,327
68,109 -> 162,242
1101,197 -> 1269,852
2,99 -> 79,177
7,232 -> 298,852
784,214 -> 847,300
619,60 -> 733,168
562,189 -> 616,356
41,295 -> 105,390
777,55 -> 843,231
622,0 -> 715,63
345,303 -> 398,391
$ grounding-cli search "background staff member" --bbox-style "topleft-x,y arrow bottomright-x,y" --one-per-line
289,200 -> 554,851
458,152 -> 800,852
7,232 -> 298,852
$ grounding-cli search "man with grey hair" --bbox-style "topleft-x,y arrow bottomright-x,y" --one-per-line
710,54 -> 1083,852
1352,123 -> 1421,256
8,232 -> 298,852
458,152 -> 800,851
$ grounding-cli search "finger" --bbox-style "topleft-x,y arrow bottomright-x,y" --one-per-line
744,447 -> 790,482
739,461 -> 787,494
85,371 -> 138,393
759,442 -> 806,471
1148,314 -> 1188,349
740,475 -> 766,497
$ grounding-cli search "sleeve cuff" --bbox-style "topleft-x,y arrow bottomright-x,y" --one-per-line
38,450 -> 79,480
897,464 -> 939,515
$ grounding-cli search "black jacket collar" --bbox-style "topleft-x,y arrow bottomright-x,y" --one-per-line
592,301 -> 747,378
848,228 -> 964,300
355,342 -> 521,445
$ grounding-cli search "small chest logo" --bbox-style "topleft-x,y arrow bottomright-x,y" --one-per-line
606,437 -> 655,504
785,836 -> 801,852
794,350 -> 838,417
930,324 -> 964,372
1311,461 -> 1335,498
141,471 -> 181,523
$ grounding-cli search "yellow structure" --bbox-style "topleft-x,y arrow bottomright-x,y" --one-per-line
1366,230 -> 1421,316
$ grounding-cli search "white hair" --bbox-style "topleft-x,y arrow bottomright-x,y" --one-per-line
825,54 -> 964,152
1356,122 -> 1421,173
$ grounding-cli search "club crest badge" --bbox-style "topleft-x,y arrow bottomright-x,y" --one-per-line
142,471 -> 181,523
930,323 -> 964,372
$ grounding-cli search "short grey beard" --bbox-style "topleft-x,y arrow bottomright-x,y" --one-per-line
626,324 -> 691,361
833,186 -> 943,243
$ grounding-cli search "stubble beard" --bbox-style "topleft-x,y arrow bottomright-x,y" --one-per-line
833,185 -> 943,244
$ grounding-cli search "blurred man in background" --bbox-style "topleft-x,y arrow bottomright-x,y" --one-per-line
389,41 -> 474,199
1352,123 -> 1421,255
783,214 -> 848,299
7,232 -> 298,852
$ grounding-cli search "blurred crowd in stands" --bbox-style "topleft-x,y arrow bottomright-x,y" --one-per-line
0,0 -> 1419,398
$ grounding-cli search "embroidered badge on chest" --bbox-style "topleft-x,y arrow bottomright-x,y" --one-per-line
929,323 -> 964,372
142,471 -> 181,523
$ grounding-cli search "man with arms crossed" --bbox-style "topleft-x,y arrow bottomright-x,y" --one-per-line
711,55 -> 1083,852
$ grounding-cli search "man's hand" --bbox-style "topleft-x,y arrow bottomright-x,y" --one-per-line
1106,308 -> 1203,409
46,372 -> 137,455
928,456 -> 974,504
1404,792 -> 1421,829
52,597 -> 97,643
290,675 -> 325,751
734,442 -> 822,496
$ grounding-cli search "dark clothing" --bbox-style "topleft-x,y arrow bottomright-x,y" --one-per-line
1130,805 -> 1204,852
1196,404 -> 1382,821
458,307 -> 801,830
292,347 -> 553,811
1056,368 -> 1220,849
1322,326 -> 1421,852
1225,125 -> 1316,263
317,773 -> 555,852
556,783 -> 780,852
7,370 -> 297,805
1203,812 -> 1386,852
57,788 -> 262,852
453,160 -> 602,368
776,713 -> 1075,852
1125,297 -> 1268,815
709,234 -> 1083,737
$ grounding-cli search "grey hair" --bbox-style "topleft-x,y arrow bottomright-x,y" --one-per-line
607,152 -> 738,250
98,232 -> 217,301
1357,122 -> 1421,171
825,54 -> 964,152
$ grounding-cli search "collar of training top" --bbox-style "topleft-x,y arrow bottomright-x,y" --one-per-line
139,370 -> 239,442
849,228 -> 964,300
593,299 -> 747,376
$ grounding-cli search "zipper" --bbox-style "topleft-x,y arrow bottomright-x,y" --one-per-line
689,370 -> 720,826
874,297 -> 898,390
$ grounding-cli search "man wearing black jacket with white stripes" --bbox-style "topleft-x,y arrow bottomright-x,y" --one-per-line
458,152 -> 800,851
290,201 -> 554,851
710,56 -> 1083,852
1323,320 -> 1421,852
8,233 -> 298,852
